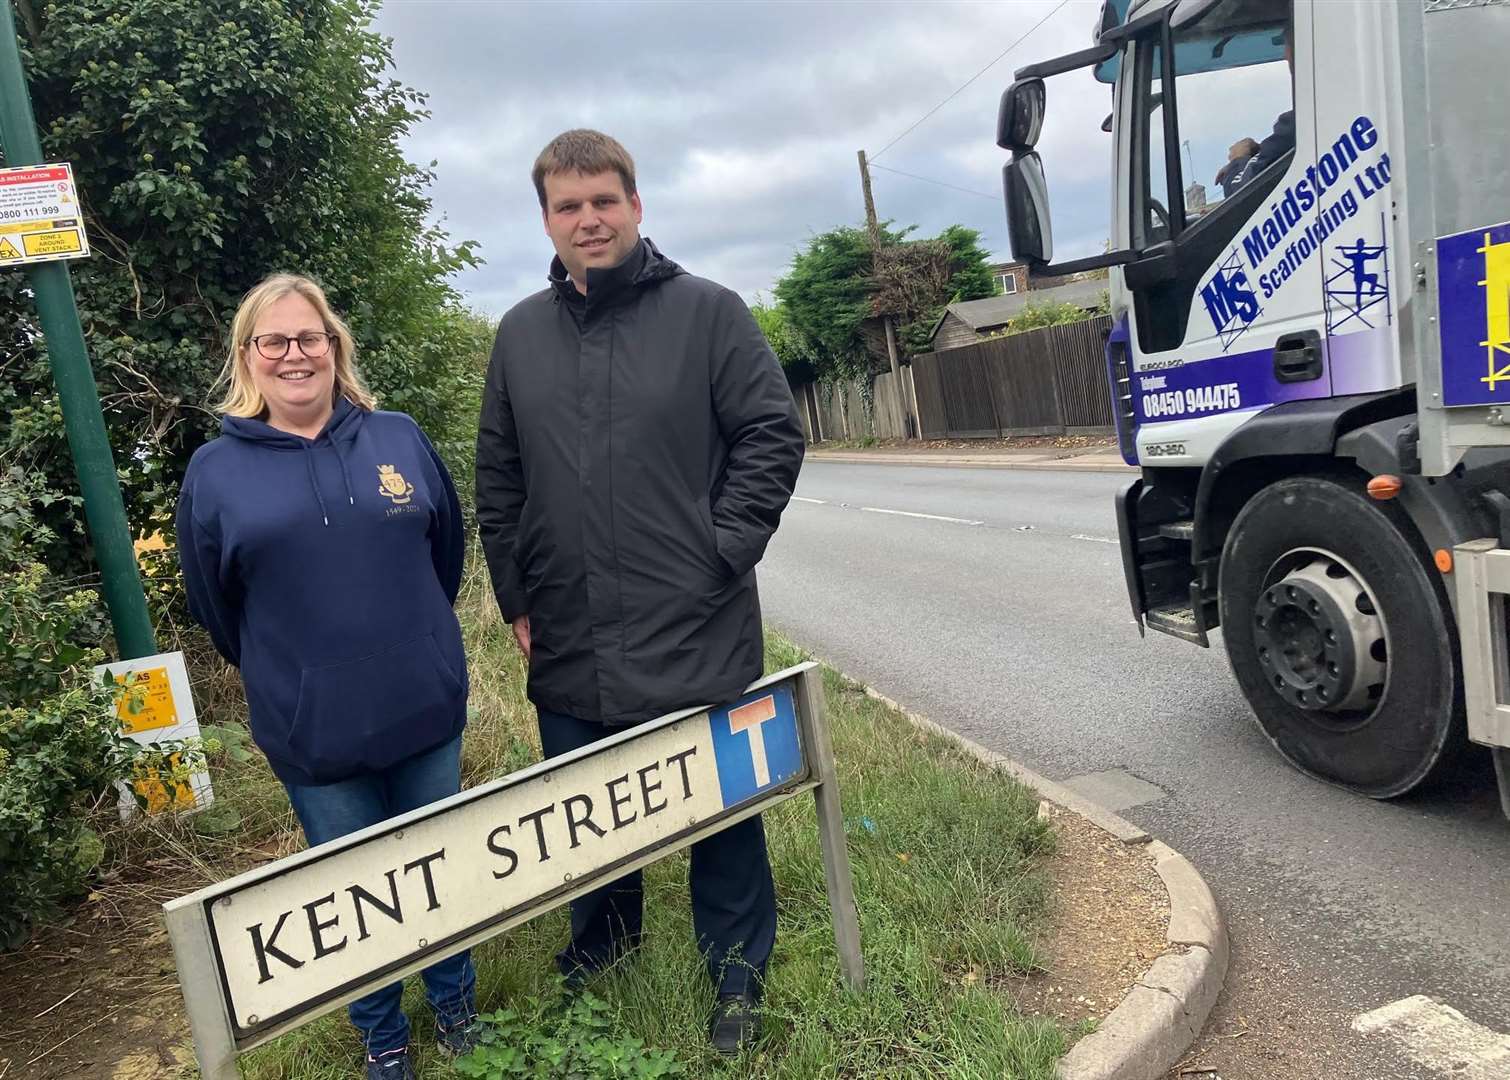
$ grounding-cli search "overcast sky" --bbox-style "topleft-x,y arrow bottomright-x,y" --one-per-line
372,0 -> 1119,318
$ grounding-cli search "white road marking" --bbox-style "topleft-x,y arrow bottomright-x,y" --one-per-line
795,501 -> 1109,541
1353,995 -> 1510,1079
860,506 -> 984,526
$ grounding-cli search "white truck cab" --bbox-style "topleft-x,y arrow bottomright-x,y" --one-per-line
999,0 -> 1510,814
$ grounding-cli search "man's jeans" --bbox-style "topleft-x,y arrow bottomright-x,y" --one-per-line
537,708 -> 777,997
283,735 -> 475,1056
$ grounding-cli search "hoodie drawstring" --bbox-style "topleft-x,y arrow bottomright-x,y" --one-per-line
220,399 -> 363,528
303,444 -> 332,527
332,439 -> 356,509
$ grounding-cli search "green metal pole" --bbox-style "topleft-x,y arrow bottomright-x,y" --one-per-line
0,4 -> 157,659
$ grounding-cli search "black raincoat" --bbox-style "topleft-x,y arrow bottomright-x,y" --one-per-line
476,239 -> 804,726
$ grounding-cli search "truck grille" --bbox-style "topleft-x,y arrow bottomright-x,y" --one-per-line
1104,319 -> 1138,466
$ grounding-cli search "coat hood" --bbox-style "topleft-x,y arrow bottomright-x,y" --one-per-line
548,237 -> 686,318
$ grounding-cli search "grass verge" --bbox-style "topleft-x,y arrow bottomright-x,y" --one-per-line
147,556 -> 1067,1078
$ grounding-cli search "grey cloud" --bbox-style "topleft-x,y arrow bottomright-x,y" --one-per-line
374,0 -> 1113,317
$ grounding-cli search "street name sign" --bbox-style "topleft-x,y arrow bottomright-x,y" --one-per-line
0,162 -> 89,267
164,662 -> 862,1078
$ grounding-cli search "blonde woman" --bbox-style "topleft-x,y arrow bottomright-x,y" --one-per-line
176,273 -> 476,1078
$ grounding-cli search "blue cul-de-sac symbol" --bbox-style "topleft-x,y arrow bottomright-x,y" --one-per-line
1200,249 -> 1262,351
708,683 -> 803,809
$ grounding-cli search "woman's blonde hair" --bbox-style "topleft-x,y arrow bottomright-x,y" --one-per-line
215,273 -> 377,417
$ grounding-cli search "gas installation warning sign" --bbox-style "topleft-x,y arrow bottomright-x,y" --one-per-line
0,162 -> 90,268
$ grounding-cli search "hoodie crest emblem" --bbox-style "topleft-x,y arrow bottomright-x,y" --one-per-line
377,464 -> 414,504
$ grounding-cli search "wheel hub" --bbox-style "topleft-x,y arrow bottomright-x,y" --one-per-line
1253,556 -> 1386,712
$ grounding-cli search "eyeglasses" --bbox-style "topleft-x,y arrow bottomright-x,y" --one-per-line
247,331 -> 334,360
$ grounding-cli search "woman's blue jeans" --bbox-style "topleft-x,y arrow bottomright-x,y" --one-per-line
283,735 -> 475,1056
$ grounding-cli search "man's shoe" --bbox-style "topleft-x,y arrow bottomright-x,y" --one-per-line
708,991 -> 759,1057
560,962 -> 595,995
436,1013 -> 483,1057
365,1046 -> 416,1079
558,937 -> 640,994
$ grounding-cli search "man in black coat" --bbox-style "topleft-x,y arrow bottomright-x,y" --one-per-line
475,129 -> 805,1054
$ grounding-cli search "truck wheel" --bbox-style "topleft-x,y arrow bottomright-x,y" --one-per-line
1218,474 -> 1464,797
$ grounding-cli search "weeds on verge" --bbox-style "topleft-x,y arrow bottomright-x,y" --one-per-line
454,985 -> 682,1080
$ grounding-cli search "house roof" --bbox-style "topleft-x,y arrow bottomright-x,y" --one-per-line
936,277 -> 1109,335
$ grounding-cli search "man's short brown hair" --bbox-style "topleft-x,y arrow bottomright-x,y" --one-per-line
532,130 -> 637,208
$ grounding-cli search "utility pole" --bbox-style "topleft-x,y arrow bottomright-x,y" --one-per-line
0,4 -> 157,659
856,150 -> 917,439
857,149 -> 883,249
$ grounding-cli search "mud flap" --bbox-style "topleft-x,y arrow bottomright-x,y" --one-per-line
1116,478 -> 1147,635
1451,538 -> 1510,819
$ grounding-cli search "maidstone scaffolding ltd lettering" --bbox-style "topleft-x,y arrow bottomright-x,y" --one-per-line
1200,115 -> 1393,340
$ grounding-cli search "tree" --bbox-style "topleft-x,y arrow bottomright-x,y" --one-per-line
889,225 -> 996,357
749,295 -> 816,384
773,225 -> 876,384
1,0 -> 486,576
772,222 -> 998,383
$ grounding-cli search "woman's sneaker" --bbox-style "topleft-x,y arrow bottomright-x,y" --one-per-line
365,1046 -> 415,1079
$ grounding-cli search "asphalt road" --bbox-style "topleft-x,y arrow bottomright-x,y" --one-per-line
759,460 -> 1510,1079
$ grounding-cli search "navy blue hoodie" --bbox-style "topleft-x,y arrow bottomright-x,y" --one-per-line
177,399 -> 468,786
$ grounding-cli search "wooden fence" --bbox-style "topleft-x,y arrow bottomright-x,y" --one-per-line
793,315 -> 1113,443
795,369 -> 911,443
910,315 -> 1114,438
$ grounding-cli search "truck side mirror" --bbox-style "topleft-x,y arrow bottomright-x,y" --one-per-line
1094,0 -> 1120,42
1170,0 -> 1224,30
1003,152 -> 1053,266
997,78 -> 1046,151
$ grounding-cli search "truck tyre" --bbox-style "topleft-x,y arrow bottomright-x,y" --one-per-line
1218,474 -> 1464,797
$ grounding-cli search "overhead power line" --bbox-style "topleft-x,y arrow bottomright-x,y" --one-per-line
870,0 -> 1073,162
868,163 -> 998,201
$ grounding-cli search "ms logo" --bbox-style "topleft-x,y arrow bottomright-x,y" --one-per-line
1201,251 -> 1261,350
